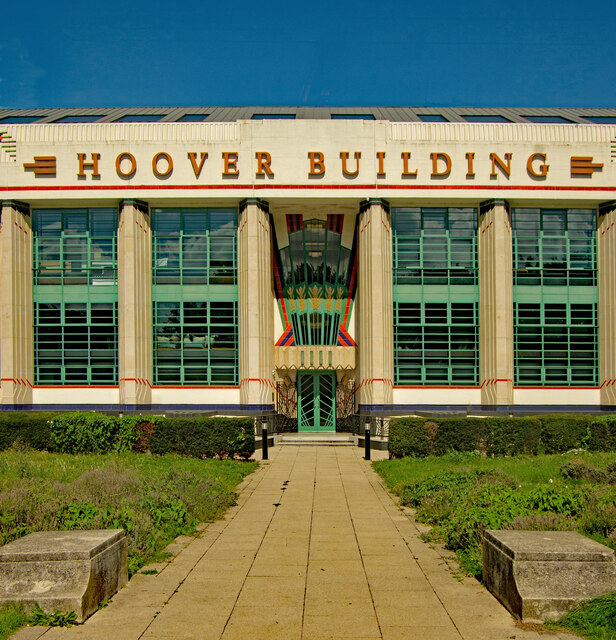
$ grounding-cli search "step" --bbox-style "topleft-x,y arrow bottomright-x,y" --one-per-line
278,432 -> 355,446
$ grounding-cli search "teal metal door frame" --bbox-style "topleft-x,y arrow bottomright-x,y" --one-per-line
297,371 -> 336,431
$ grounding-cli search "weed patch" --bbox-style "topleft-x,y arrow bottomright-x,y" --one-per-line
0,452 -> 257,574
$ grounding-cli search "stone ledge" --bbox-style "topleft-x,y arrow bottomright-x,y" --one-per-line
0,530 -> 128,623
483,529 -> 616,622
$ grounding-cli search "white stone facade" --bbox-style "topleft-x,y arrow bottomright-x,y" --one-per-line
1,113 -> 615,413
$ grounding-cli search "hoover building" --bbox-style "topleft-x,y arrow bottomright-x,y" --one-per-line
1,106 -> 615,426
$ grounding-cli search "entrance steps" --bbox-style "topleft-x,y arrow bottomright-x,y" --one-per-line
277,432 -> 355,446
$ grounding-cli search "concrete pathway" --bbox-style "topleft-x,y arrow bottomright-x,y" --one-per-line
15,446 -> 576,640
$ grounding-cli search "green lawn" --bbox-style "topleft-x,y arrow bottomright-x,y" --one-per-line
374,450 -> 616,492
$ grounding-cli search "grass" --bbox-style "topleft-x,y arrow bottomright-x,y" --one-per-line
0,449 -> 254,489
0,603 -> 28,640
0,449 -> 258,573
374,450 -> 616,492
546,591 -> 616,640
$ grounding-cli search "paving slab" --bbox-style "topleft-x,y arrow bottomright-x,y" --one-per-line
14,445 -> 578,640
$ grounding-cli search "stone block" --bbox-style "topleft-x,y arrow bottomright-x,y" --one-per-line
483,529 -> 616,622
0,530 -> 128,622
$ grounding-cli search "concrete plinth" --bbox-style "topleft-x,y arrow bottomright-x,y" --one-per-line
483,529 -> 616,622
0,530 -> 128,622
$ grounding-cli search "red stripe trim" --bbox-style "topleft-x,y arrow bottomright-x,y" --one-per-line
34,386 -> 119,389
151,386 -> 239,389
513,386 -> 600,390
120,377 -> 153,387
1,378 -> 34,387
394,386 -> 482,389
4,183 -> 616,193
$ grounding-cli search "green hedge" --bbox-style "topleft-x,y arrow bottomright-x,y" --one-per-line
389,414 -> 616,458
0,412 -> 55,451
149,416 -> 255,460
0,412 -> 255,460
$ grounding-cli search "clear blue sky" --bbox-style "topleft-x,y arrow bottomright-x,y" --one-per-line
1,0 -> 614,109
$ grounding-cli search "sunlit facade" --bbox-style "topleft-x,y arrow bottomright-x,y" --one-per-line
1,106 -> 615,422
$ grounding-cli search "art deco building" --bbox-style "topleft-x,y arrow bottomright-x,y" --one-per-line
1,106 -> 615,426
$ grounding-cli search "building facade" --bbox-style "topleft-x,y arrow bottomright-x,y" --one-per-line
1,106 -> 615,423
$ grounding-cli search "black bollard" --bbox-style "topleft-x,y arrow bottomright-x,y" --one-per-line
364,420 -> 371,460
261,419 -> 269,460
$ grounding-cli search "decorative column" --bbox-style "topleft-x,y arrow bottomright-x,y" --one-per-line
0,200 -> 33,405
479,199 -> 514,405
598,201 -> 616,406
356,198 -> 393,411
238,198 -> 274,410
118,199 -> 152,406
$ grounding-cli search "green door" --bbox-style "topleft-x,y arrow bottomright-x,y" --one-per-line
298,372 -> 336,432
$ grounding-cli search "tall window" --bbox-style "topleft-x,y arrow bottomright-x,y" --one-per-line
152,208 -> 238,386
513,209 -> 597,386
392,208 -> 479,385
32,208 -> 118,385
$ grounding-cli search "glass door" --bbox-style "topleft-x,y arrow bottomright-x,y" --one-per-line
297,371 -> 336,431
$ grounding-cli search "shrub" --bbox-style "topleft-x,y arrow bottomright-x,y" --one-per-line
389,414 -> 610,458
560,458 -> 610,482
149,417 -> 255,460
588,419 -> 616,452
525,483 -> 589,517
132,421 -> 156,453
47,413 -> 254,459
388,418 -> 428,458
538,414 -> 594,454
0,413 -> 56,451
50,412 -> 124,454
485,417 -> 542,456
504,513 -> 577,531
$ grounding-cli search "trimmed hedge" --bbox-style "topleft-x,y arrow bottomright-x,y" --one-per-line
149,416 -> 255,460
389,414 -> 616,458
0,412 -> 255,460
0,412 -> 55,451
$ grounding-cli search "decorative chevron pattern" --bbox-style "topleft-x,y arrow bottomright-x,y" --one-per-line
276,324 -> 295,346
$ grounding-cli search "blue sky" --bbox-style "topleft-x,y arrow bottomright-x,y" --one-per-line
1,0 -> 615,109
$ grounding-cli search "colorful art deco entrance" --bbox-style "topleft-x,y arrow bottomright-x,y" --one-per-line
297,371 -> 336,431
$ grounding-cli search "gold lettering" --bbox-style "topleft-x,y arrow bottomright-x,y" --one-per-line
430,152 -> 451,177
77,153 -> 100,179
490,152 -> 512,178
401,152 -> 417,177
187,152 -> 208,178
152,152 -> 173,178
308,151 -> 325,176
222,152 -> 239,176
527,153 -> 549,178
255,151 -> 274,177
465,152 -> 475,178
376,151 -> 386,178
340,152 -> 361,178
116,152 -> 136,178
